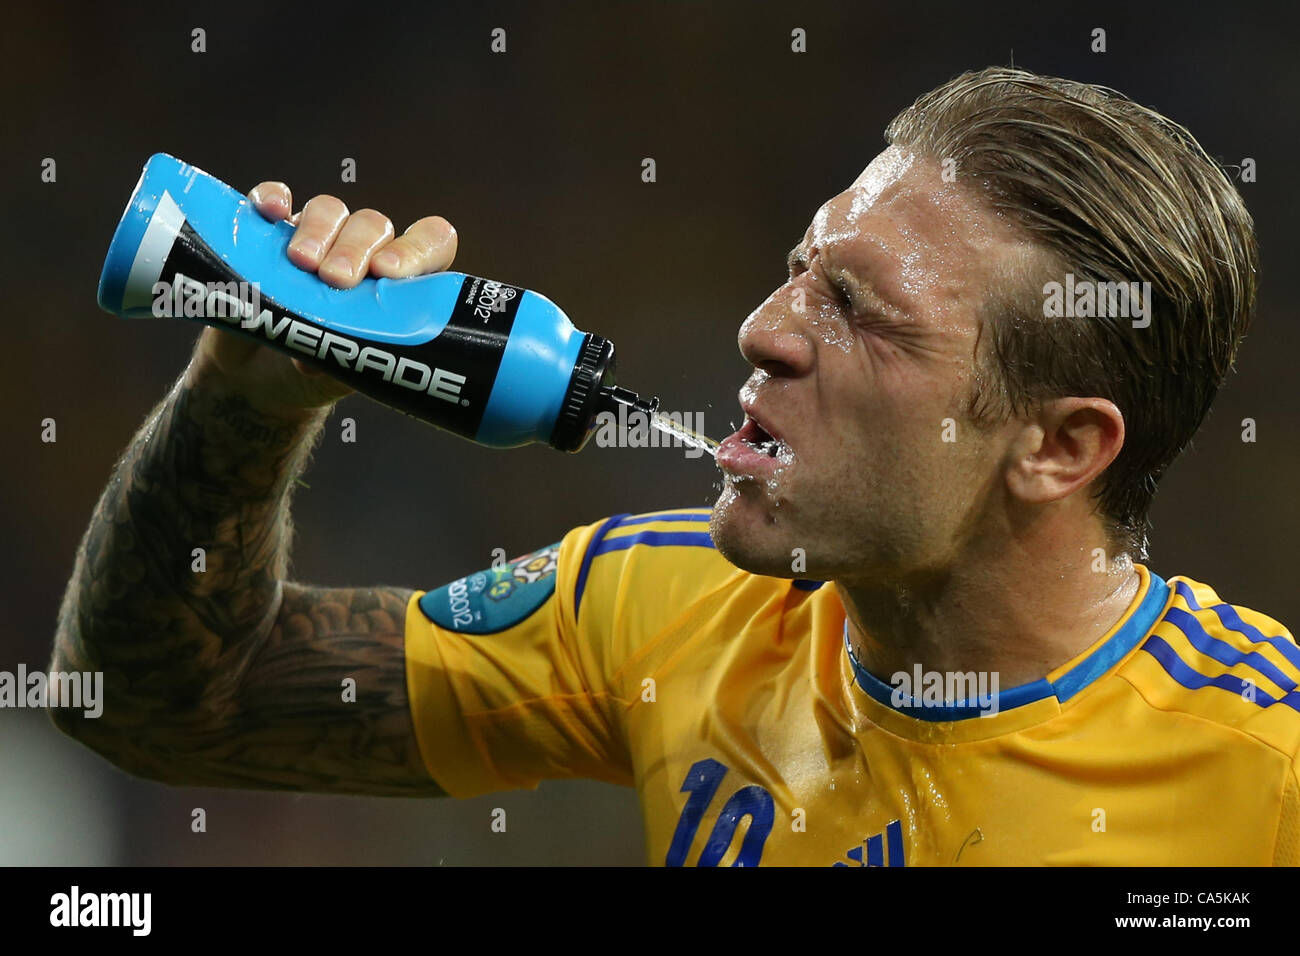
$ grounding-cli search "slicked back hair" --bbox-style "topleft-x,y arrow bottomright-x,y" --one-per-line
886,67 -> 1258,559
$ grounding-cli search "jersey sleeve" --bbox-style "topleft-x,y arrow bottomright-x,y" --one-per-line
403,507 -> 729,798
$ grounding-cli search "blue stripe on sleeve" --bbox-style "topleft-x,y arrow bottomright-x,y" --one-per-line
591,530 -> 715,557
573,514 -> 629,620
615,510 -> 711,527
1140,634 -> 1300,713
1172,581 -> 1300,672
1164,606 -> 1297,695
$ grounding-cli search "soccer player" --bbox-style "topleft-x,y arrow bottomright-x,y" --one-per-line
51,67 -> 1296,866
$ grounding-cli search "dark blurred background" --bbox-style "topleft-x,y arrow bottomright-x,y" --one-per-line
1,0 -> 1295,864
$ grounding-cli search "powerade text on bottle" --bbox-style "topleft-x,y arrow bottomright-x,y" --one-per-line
97,152 -> 656,451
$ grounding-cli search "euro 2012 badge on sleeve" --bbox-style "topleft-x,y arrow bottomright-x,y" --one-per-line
419,543 -> 561,635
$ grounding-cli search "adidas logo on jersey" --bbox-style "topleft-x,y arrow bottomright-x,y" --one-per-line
831,819 -> 905,867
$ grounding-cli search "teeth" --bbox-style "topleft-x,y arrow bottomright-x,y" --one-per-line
738,430 -> 786,460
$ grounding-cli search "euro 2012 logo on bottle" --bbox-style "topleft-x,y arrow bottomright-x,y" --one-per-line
486,544 -> 559,602
472,278 -> 519,322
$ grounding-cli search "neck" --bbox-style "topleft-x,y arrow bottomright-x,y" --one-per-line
835,518 -> 1141,691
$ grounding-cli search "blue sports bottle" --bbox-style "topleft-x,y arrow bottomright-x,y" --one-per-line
97,152 -> 656,451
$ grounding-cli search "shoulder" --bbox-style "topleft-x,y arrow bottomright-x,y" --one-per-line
1126,571 -> 1300,760
566,507 -> 811,650
566,508 -> 747,621
564,507 -> 820,688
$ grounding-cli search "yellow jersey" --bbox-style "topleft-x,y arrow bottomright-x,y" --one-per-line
404,508 -> 1300,865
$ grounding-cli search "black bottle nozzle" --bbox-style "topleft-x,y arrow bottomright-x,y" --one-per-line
549,334 -> 661,452
597,384 -> 660,418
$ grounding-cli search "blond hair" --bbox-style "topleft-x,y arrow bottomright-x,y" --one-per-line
887,67 -> 1259,558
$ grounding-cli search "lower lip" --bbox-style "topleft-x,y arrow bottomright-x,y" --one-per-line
717,434 -> 783,477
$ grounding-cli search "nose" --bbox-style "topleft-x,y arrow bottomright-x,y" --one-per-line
737,285 -> 815,377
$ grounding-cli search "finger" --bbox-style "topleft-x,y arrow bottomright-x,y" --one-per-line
317,209 -> 395,289
369,216 -> 458,279
286,195 -> 350,272
248,182 -> 293,222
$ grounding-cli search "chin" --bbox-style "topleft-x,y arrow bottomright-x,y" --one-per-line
708,483 -> 797,578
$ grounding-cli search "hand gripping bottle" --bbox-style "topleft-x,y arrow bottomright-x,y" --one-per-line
97,152 -> 657,451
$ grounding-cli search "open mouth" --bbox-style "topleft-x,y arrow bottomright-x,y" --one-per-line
739,416 -> 783,457
716,406 -> 792,477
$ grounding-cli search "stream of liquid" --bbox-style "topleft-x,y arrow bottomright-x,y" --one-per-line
650,411 -> 720,459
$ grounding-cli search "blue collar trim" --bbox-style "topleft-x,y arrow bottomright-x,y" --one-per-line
844,571 -> 1170,721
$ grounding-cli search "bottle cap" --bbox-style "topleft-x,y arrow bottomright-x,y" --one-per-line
550,334 -> 615,451
550,334 -> 661,451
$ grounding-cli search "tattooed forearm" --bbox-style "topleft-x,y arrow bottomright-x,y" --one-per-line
86,583 -> 438,795
52,368 -> 318,716
50,362 -> 444,796
207,393 -> 302,448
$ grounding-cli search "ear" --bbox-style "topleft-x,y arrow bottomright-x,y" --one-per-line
1004,397 -> 1125,505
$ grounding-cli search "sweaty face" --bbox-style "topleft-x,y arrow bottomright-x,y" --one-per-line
710,146 -> 1031,585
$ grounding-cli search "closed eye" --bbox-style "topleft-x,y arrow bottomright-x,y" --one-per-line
831,280 -> 854,309
818,270 -> 855,310
786,255 -> 852,310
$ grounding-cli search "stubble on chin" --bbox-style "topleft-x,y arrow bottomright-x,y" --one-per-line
709,483 -> 795,577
